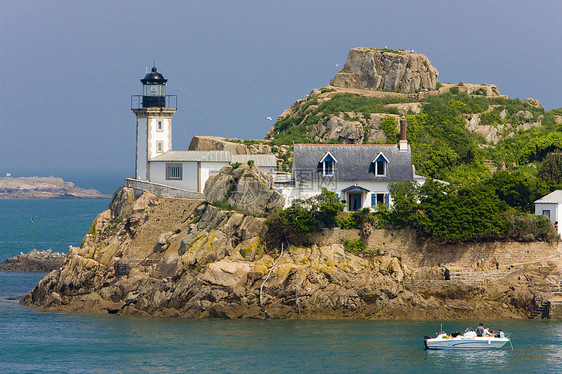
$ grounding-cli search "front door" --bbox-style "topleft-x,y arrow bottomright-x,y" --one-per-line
348,193 -> 362,211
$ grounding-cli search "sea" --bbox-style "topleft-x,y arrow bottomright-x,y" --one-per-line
1,199 -> 561,373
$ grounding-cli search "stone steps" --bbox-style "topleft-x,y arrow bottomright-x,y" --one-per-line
447,268 -> 513,285
529,301 -> 550,320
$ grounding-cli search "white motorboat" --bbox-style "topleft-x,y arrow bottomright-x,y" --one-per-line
424,329 -> 511,350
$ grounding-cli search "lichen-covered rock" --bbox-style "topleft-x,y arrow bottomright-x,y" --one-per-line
331,48 -> 439,93
203,163 -> 284,215
20,185 -> 560,321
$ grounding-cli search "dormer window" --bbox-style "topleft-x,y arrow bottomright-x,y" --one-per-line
319,152 -> 337,176
371,153 -> 389,177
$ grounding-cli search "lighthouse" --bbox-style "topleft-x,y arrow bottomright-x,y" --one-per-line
131,67 -> 177,181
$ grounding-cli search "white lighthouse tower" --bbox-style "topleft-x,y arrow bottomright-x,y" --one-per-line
131,67 -> 176,181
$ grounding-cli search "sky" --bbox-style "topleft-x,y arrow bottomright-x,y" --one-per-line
1,0 -> 561,193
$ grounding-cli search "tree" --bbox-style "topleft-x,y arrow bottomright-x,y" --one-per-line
388,181 -> 420,228
485,170 -> 548,212
540,152 -> 562,183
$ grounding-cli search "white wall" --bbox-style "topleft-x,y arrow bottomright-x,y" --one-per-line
200,162 -> 229,192
150,162 -> 198,191
288,179 -> 397,211
136,117 -> 148,180
148,117 -> 171,159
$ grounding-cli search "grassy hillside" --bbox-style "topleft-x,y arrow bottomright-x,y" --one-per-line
267,86 -> 562,188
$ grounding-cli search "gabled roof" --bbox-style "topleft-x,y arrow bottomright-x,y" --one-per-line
341,184 -> 370,192
535,190 -> 562,204
371,152 -> 389,163
293,144 -> 413,182
320,151 -> 337,163
151,151 -> 277,168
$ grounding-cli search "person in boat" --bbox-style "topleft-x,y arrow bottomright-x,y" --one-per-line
497,329 -> 505,338
476,323 -> 485,337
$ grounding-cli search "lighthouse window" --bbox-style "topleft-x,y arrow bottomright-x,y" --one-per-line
156,141 -> 163,153
166,164 -> 182,180
157,121 -> 163,131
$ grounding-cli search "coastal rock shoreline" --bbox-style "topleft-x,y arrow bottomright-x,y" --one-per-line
20,170 -> 561,320
0,249 -> 67,272
0,176 -> 110,199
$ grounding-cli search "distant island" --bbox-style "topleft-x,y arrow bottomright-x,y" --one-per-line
0,176 -> 111,199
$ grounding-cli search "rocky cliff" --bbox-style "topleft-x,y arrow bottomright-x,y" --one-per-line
0,177 -> 110,199
20,165 -> 560,319
331,48 -> 439,93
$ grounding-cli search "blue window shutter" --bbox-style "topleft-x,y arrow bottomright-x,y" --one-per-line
371,194 -> 377,207
384,193 -> 390,206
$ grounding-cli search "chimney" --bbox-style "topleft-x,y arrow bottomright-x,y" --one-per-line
399,117 -> 408,151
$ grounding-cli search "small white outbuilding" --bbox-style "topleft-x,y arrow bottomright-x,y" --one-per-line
534,190 -> 562,234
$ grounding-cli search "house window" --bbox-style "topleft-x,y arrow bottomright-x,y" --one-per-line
157,121 -> 163,131
156,141 -> 163,153
543,210 -> 551,218
371,193 -> 389,207
319,152 -> 337,177
371,153 -> 388,177
376,160 -> 386,176
166,163 -> 182,180
324,160 -> 334,176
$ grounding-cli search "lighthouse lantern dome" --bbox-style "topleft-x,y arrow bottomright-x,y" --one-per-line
141,67 -> 167,107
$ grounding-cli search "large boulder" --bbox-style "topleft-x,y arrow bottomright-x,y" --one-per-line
188,136 -> 249,154
331,48 -> 439,93
204,163 -> 284,215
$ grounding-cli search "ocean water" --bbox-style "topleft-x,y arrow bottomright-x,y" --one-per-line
1,200 -> 561,373
0,199 -> 111,261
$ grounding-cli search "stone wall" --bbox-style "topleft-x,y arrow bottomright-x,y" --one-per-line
313,228 -> 562,269
125,178 -> 204,199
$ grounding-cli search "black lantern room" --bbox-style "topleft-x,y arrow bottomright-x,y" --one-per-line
141,67 -> 167,108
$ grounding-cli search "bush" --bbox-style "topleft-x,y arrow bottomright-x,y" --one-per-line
504,209 -> 557,242
343,238 -> 366,253
449,86 -> 459,94
380,116 -> 399,143
265,188 -> 345,248
417,181 -> 508,242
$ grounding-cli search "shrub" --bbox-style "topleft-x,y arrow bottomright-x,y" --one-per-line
265,188 -> 345,248
247,160 -> 255,167
343,238 -> 366,253
504,209 -> 557,242
449,86 -> 459,94
380,116 -> 399,143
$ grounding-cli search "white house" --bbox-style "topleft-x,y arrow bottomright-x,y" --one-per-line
130,67 -> 276,193
279,119 -> 425,210
534,190 -> 562,234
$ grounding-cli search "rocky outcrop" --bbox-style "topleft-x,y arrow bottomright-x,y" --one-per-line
204,163 -> 284,215
188,136 -> 250,154
466,113 -> 542,144
20,187 -> 560,320
331,48 -> 439,93
0,177 -> 110,199
0,249 -> 66,272
308,113 -> 400,144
